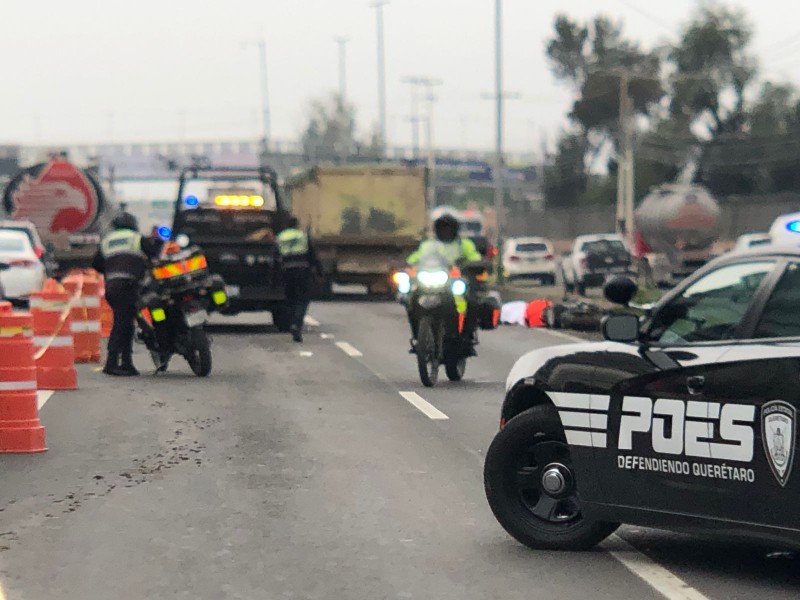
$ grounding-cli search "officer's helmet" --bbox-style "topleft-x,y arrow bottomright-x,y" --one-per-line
111,212 -> 139,232
433,214 -> 459,243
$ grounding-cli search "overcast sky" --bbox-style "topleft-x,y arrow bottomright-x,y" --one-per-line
0,0 -> 796,154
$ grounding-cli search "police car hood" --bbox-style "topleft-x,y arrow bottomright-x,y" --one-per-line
505,340 -> 641,392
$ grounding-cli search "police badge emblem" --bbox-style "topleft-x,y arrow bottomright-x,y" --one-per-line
762,400 -> 796,487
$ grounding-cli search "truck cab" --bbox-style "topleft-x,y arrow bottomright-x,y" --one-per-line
171,166 -> 293,330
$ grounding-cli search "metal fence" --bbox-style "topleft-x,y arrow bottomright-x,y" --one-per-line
505,194 -> 800,242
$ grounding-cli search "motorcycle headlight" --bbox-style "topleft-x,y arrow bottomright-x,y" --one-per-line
393,271 -> 412,294
451,278 -> 467,296
417,270 -> 449,288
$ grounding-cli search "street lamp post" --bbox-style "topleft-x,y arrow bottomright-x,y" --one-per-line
494,0 -> 505,280
371,0 -> 390,151
335,37 -> 350,100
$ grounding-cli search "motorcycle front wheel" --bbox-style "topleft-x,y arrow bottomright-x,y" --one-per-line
416,316 -> 441,387
187,327 -> 212,377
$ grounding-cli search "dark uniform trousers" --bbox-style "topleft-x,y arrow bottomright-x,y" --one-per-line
283,267 -> 312,331
105,279 -> 139,359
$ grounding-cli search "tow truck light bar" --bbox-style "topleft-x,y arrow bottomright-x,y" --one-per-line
214,194 -> 265,208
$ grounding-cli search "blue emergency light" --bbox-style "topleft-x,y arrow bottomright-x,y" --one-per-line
786,220 -> 800,233
184,195 -> 199,207
157,226 -> 172,240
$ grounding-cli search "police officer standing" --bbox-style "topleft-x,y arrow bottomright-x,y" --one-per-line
277,217 -> 321,343
92,212 -> 160,376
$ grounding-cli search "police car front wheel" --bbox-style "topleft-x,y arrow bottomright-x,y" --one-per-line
484,405 -> 618,550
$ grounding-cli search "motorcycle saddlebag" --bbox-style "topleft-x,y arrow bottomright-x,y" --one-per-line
478,295 -> 501,330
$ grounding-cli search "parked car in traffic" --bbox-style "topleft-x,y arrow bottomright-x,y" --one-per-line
485,246 -> 800,550
561,234 -> 631,295
502,237 -> 556,284
0,230 -> 47,305
0,220 -> 57,276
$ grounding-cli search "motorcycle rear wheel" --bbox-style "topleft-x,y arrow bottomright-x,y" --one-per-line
445,354 -> 466,381
187,327 -> 212,377
416,316 -> 440,388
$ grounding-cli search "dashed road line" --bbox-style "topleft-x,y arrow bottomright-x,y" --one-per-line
399,391 -> 449,420
299,351 -> 313,357
320,333 -> 335,339
304,316 -> 320,327
602,535 -> 710,600
36,390 -> 54,410
335,341 -> 363,357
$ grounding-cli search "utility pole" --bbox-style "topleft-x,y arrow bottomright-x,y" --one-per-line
494,0 -> 504,263
405,77 -> 442,212
614,72 -> 635,251
402,77 -> 421,158
371,0 -> 390,152
335,37 -> 349,100
256,40 -> 271,148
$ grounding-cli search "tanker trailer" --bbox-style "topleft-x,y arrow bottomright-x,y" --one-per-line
634,183 -> 720,287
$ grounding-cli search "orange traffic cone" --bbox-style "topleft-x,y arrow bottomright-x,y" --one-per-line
29,290 -> 78,390
0,301 -> 47,453
62,270 -> 102,363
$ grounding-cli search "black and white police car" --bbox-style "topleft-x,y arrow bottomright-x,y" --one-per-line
485,245 -> 800,550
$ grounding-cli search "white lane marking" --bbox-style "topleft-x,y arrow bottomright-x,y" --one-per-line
37,390 -> 54,410
299,351 -> 313,357
336,341 -> 363,357
304,316 -> 320,327
320,333 -> 335,339
602,534 -> 710,600
399,391 -> 449,420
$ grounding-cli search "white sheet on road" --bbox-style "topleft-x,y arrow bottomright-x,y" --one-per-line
500,301 -> 528,326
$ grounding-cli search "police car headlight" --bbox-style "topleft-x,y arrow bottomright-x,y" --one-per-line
417,270 -> 449,288
451,278 -> 467,296
393,272 -> 411,294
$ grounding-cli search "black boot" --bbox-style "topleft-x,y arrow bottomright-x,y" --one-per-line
102,352 -> 120,375
117,353 -> 140,377
290,325 -> 303,343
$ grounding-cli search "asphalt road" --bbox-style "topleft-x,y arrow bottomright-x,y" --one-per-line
1,298 -> 799,599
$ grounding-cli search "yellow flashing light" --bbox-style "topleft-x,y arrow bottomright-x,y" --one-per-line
214,194 -> 265,208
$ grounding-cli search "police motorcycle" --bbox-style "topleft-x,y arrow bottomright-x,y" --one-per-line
397,250 -> 499,387
136,234 -> 228,377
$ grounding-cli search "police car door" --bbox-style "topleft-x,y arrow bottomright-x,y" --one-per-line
695,259 -> 800,530
601,259 -> 781,519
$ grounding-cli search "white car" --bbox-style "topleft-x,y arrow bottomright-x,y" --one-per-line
502,237 -> 556,284
733,232 -> 771,252
0,230 -> 47,305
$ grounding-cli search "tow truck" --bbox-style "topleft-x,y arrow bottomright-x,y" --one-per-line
170,166 -> 293,330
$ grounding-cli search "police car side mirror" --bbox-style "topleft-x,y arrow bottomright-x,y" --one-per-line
602,314 -> 639,343
604,275 -> 638,306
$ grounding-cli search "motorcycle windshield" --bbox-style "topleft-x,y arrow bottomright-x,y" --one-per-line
416,244 -> 454,271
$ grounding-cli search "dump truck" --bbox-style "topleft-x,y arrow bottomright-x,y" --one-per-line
634,183 -> 720,287
1,157 -> 114,277
286,165 -> 427,295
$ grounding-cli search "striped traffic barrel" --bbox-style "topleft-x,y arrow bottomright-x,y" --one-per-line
0,302 -> 47,453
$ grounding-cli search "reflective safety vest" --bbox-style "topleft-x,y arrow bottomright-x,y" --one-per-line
277,228 -> 309,257
406,238 -> 481,266
100,229 -> 147,281
277,228 -> 311,269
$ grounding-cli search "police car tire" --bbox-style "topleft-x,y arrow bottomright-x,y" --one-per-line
484,405 -> 618,550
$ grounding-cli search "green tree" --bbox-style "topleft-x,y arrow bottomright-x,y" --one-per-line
301,94 -> 357,163
546,15 -> 663,135
542,131 -> 590,207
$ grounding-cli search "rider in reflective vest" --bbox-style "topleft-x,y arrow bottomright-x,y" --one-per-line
277,217 -> 321,343
92,212 -> 160,376
405,213 -> 482,353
